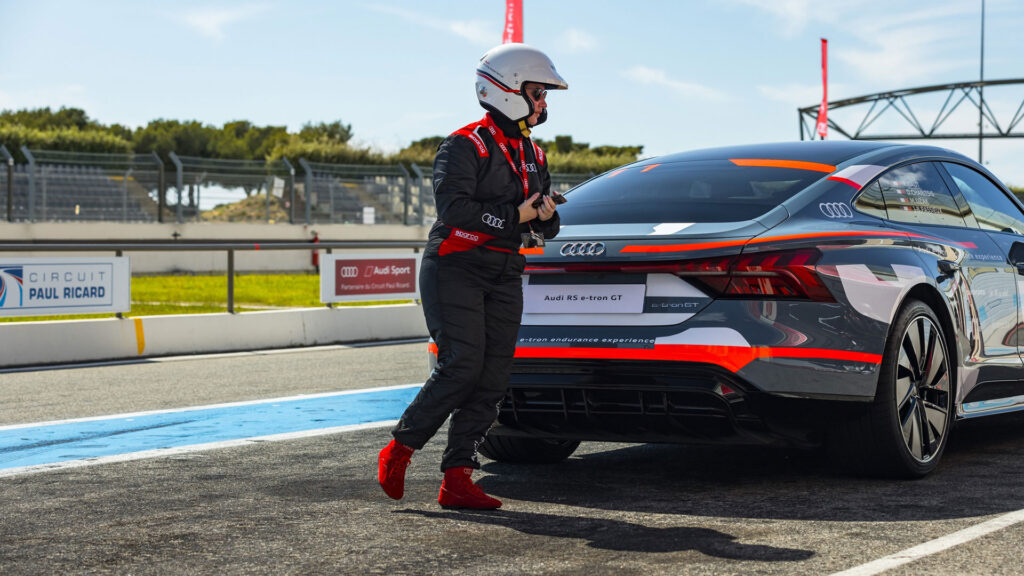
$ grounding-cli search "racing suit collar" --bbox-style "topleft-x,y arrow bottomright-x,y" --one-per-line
486,112 -> 526,140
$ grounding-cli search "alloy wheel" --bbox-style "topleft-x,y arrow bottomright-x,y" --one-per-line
894,315 -> 950,463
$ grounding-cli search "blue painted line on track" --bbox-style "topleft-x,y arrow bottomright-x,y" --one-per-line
0,386 -> 421,470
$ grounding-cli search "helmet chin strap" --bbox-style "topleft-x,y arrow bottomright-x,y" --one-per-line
517,109 -> 547,138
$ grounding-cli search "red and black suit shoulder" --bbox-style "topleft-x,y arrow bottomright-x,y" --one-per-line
425,118 -> 560,259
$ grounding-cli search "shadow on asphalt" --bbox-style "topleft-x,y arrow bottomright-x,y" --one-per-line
476,412 -> 1024,523
396,508 -> 814,561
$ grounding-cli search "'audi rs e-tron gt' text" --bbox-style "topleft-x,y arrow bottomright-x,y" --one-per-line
478,140 -> 1024,477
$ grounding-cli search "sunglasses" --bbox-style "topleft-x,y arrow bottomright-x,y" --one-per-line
528,87 -> 548,101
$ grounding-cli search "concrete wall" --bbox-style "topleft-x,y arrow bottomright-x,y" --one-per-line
0,305 -> 429,368
0,222 -> 430,273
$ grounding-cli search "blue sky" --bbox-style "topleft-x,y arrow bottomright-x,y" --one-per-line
2,0 -> 1024,184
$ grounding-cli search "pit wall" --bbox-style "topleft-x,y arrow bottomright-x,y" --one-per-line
0,222 -> 430,273
0,305 -> 429,369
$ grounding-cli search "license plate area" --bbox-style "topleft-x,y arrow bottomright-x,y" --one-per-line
523,273 -> 648,315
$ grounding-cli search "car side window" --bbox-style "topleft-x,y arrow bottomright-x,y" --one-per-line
878,162 -> 967,227
853,181 -> 887,219
942,162 -> 1024,234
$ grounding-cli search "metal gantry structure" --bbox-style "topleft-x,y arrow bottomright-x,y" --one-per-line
798,78 -> 1024,152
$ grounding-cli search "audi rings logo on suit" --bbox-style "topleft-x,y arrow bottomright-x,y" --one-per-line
560,242 -> 606,257
482,213 -> 505,229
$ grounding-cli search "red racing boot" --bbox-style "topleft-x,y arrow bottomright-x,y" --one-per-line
437,466 -> 502,509
378,439 -> 414,500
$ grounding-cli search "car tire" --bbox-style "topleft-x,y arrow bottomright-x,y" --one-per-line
478,435 -> 581,464
829,299 -> 954,478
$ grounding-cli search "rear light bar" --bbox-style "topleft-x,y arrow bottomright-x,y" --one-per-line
525,248 -> 835,301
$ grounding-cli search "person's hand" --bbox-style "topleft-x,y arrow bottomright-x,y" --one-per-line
518,193 -> 541,223
537,194 -> 557,222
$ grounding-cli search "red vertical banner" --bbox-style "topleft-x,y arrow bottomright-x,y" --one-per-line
503,0 -> 523,43
815,38 -> 829,139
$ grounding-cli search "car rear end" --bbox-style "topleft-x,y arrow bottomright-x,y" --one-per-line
499,147 -> 893,448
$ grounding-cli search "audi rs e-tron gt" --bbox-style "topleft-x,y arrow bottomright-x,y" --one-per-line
478,140 -> 1024,478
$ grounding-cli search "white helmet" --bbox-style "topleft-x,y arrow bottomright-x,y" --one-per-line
476,43 -> 568,126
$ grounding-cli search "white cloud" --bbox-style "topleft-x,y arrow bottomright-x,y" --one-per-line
729,0 -> 820,37
623,66 -> 727,101
180,4 -> 269,41
732,0 -> 982,85
563,28 -> 596,52
366,5 -> 493,46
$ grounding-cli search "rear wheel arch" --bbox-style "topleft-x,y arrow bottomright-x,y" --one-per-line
829,292 -> 957,477
898,284 -> 960,400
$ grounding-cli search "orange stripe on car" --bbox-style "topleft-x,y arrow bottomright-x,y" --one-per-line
514,344 -> 881,373
620,230 -> 927,254
519,247 -> 544,255
729,158 -> 836,173
641,164 -> 661,173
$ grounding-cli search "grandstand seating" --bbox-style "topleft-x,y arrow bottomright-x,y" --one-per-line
5,165 -> 158,222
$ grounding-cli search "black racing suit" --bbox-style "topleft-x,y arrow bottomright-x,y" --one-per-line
392,113 -> 560,471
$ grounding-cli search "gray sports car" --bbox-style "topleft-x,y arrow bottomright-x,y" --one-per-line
479,140 -> 1024,477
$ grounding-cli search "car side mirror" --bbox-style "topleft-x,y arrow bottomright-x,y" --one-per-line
1009,242 -> 1024,275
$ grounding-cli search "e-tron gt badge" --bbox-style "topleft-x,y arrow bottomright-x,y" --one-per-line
819,202 -> 853,218
559,241 -> 606,256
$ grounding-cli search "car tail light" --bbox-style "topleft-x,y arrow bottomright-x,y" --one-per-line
680,249 -> 834,301
526,248 -> 834,301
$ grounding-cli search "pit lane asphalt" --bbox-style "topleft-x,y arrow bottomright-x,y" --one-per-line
1,342 -> 1023,575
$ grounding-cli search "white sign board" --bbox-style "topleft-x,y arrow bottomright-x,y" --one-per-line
523,277 -> 646,314
320,253 -> 421,303
362,206 -> 375,225
0,257 -> 131,316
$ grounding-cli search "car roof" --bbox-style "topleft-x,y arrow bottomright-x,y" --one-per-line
645,141 -> 900,167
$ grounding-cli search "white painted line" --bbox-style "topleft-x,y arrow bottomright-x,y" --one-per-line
831,508 -> 1024,576
0,419 -> 399,478
0,383 -> 422,431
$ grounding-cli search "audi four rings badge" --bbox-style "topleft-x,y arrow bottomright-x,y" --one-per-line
482,213 -> 505,229
819,202 -> 853,218
339,266 -> 359,278
560,242 -> 606,257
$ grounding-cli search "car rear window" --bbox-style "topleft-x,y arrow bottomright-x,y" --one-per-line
559,160 -> 828,224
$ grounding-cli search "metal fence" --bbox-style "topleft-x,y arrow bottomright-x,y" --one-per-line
8,148 -> 164,223
168,154 -> 293,224
0,147 -> 593,225
297,160 -> 412,225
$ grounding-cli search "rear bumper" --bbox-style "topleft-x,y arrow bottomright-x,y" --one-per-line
500,359 -> 838,448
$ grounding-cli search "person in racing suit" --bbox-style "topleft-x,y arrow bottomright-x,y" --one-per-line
378,43 -> 567,509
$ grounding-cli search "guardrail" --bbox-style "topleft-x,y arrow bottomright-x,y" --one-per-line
0,240 -> 423,314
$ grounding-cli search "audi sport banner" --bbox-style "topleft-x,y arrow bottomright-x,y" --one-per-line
320,253 -> 422,303
503,0 -> 522,43
815,38 -> 828,139
0,257 -> 130,317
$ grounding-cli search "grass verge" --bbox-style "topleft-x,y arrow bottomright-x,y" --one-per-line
0,273 -> 411,323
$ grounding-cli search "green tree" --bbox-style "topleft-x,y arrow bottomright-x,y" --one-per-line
298,120 -> 353,144
132,119 -> 216,158
0,106 -> 99,131
268,135 -> 386,165
0,124 -> 131,161
391,135 -> 445,166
